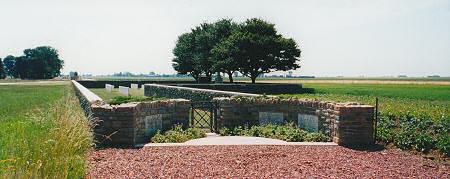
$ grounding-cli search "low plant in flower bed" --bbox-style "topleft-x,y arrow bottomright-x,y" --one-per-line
377,113 -> 450,156
109,96 -> 166,105
150,125 -> 207,143
219,124 -> 330,142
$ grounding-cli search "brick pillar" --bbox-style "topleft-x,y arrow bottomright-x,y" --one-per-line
333,104 -> 374,146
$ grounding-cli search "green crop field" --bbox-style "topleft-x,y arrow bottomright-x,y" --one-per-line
279,83 -> 450,157
0,83 -> 93,178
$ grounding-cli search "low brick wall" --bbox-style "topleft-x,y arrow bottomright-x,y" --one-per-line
92,100 -> 190,145
72,81 -> 190,146
144,84 -> 261,101
213,97 -> 375,146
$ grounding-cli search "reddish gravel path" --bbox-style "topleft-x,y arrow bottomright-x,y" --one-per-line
89,145 -> 449,178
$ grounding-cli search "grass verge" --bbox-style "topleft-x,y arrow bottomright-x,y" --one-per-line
0,84 -> 94,178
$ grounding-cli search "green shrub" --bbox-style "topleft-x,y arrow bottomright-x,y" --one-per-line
219,124 -> 328,142
150,125 -> 206,143
305,132 -> 330,142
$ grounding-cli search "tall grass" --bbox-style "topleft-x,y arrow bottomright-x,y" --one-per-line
0,85 -> 94,178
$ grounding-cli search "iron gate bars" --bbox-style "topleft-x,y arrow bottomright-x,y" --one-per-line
190,101 -> 218,132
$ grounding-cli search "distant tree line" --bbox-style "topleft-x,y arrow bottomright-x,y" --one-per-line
172,18 -> 301,83
0,46 -> 63,79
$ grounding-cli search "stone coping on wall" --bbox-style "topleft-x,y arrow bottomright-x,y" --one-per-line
72,80 -> 103,103
213,97 -> 373,109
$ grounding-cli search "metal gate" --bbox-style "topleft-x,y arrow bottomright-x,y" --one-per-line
190,101 -> 218,132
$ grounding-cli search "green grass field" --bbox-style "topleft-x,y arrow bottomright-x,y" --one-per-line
89,88 -> 144,101
279,83 -> 450,117
0,83 -> 93,178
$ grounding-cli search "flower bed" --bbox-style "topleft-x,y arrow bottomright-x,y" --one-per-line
219,124 -> 330,142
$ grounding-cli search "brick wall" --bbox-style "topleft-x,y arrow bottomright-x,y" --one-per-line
213,97 -> 374,146
90,100 -> 191,145
73,81 -> 190,146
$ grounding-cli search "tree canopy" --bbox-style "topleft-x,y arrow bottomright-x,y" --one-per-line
222,18 -> 301,83
172,18 -> 301,83
173,19 -> 237,82
2,46 -> 64,79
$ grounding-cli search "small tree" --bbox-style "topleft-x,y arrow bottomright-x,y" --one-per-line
222,18 -> 301,83
0,58 -> 5,79
3,55 -> 16,78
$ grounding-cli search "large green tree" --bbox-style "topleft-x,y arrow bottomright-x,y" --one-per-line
0,58 -> 5,79
4,46 -> 64,79
22,46 -> 64,79
221,18 -> 301,83
3,55 -> 17,78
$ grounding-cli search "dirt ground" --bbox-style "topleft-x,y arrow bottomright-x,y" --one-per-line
89,145 -> 449,178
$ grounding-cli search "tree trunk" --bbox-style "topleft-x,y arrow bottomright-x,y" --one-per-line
206,73 -> 212,83
251,76 -> 257,84
227,71 -> 234,83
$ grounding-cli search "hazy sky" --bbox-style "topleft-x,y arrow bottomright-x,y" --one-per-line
1,0 -> 449,77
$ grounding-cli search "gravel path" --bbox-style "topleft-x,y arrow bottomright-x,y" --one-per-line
89,145 -> 449,178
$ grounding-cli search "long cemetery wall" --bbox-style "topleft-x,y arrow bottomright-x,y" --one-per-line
168,83 -> 307,94
74,81 -> 375,146
78,80 -> 308,94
